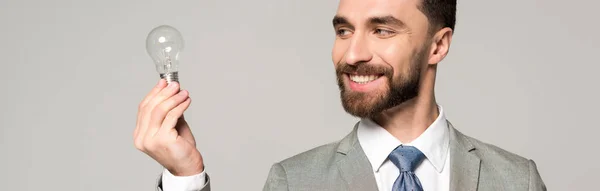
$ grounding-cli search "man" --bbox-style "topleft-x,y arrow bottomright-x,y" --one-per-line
134,0 -> 547,190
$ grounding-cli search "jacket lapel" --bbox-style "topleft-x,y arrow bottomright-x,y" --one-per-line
448,121 -> 481,191
336,122 -> 379,191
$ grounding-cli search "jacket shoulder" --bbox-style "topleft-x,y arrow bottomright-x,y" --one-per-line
278,124 -> 360,171
460,133 -> 537,187
278,140 -> 341,171
462,134 -> 530,165
458,131 -> 547,190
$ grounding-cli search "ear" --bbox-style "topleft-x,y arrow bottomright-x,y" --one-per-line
427,27 -> 453,65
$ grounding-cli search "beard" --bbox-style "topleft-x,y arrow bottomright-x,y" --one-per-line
335,47 -> 428,118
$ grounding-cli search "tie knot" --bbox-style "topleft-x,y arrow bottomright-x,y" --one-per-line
388,145 -> 425,172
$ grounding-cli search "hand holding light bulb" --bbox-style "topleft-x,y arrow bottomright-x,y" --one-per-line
134,25 -> 204,176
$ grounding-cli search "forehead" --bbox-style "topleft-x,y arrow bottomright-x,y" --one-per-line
336,0 -> 422,22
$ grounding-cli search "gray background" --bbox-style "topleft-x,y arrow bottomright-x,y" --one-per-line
0,0 -> 598,190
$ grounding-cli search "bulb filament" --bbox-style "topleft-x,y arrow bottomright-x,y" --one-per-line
163,49 -> 172,72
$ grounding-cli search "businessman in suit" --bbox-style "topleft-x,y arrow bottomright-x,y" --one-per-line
134,0 -> 547,190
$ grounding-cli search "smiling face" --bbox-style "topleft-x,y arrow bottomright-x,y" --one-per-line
333,0 -> 436,118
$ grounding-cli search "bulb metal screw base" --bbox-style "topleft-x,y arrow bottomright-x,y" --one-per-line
160,72 -> 179,83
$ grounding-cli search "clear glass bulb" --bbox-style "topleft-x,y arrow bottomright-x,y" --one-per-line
146,25 -> 184,83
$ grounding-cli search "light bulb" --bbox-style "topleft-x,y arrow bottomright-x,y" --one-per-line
146,25 -> 185,83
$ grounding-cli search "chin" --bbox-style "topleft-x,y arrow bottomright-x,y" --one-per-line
340,90 -> 389,118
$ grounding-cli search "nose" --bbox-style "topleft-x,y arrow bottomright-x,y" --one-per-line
344,34 -> 372,65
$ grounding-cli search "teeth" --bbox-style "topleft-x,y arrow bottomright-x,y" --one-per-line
350,75 -> 379,84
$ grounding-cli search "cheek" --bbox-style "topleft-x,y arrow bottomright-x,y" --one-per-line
375,41 -> 412,78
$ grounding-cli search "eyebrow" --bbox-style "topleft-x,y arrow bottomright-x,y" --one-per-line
368,15 -> 406,28
332,15 -> 406,29
332,15 -> 351,28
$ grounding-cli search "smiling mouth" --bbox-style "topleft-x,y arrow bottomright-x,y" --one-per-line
348,74 -> 384,84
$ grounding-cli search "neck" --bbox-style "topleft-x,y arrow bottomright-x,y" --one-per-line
371,66 -> 439,143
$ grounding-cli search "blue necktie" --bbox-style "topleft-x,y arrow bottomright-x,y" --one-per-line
388,145 -> 426,191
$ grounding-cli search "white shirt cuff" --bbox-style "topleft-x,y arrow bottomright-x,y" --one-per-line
161,168 -> 207,191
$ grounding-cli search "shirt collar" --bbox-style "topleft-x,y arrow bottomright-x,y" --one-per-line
357,105 -> 450,173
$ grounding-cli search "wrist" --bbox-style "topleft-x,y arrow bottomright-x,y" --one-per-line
170,157 -> 204,176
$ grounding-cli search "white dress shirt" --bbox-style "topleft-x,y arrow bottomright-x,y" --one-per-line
162,106 -> 450,191
161,168 -> 207,191
357,106 -> 450,191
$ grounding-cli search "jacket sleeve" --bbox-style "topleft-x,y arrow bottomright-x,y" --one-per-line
263,163 -> 289,191
528,159 -> 547,191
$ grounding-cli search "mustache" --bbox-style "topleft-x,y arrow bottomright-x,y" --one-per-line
335,63 -> 393,77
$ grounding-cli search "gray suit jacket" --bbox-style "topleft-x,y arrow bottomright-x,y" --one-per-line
157,121 -> 547,191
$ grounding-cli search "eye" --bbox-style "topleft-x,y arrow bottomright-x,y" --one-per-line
336,28 -> 352,38
374,28 -> 396,37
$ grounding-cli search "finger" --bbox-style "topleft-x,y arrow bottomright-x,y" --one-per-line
158,97 -> 192,138
137,82 -> 181,148
134,79 -> 167,149
147,89 -> 189,138
139,79 -> 167,110
135,79 -> 167,139
176,116 -> 196,146
145,81 -> 181,113
134,79 -> 167,148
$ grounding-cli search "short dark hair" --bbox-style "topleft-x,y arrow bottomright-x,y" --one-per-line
418,0 -> 457,33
